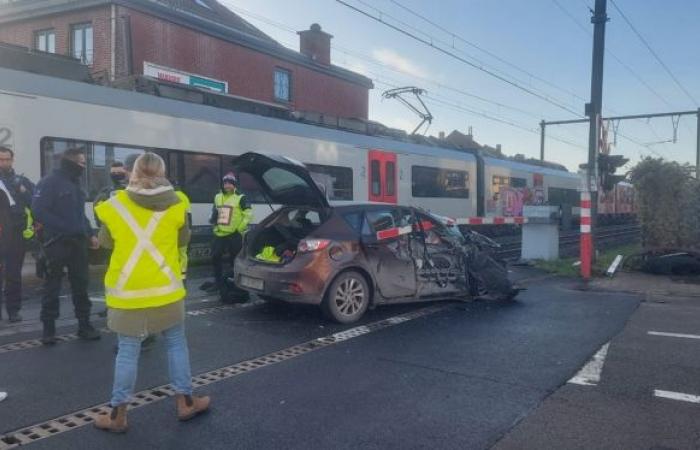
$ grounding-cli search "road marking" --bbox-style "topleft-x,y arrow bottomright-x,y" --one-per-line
654,390 -> 700,404
0,304 -> 447,449
568,343 -> 609,386
648,331 -> 700,340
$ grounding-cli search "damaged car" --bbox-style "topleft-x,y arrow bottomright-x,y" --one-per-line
232,152 -> 519,324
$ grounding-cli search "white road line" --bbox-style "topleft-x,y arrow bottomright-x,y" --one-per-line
654,390 -> 700,403
648,331 -> 700,340
568,343 -> 610,386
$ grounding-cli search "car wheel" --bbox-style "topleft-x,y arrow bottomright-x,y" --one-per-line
322,271 -> 370,324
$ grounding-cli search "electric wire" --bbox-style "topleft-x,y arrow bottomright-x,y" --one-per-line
609,0 -> 699,106
387,0 -> 589,104
335,0 -> 583,117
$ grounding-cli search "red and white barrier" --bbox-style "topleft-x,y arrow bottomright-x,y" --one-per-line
454,216 -> 528,226
580,191 -> 592,279
376,216 -> 528,241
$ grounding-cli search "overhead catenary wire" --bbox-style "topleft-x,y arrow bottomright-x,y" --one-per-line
335,0 -> 584,118
609,0 -> 699,107
226,1 -> 645,159
387,0 -> 589,104
224,2 -> 536,118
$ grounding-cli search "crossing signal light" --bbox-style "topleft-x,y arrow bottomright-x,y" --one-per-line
598,154 -> 628,191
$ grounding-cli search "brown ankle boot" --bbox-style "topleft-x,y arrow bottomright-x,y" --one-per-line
175,394 -> 210,421
94,405 -> 128,433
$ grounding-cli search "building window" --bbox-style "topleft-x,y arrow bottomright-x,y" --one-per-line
34,29 -> 55,53
412,166 -> 470,198
307,163 -> 353,201
273,68 -> 291,102
71,23 -> 93,65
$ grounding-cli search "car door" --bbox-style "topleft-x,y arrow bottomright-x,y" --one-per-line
361,207 -> 417,300
410,210 -> 464,296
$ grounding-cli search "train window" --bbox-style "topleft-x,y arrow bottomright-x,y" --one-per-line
548,187 -> 579,206
411,166 -> 469,198
180,153 -> 221,203
40,138 -> 146,200
306,163 -> 353,201
492,175 -> 526,193
511,177 -> 527,188
370,160 -> 381,196
385,161 -> 396,196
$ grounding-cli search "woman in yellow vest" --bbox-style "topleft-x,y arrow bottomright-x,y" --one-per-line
210,172 -> 252,302
93,153 -> 209,433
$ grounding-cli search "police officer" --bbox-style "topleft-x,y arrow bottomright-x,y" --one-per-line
32,147 -> 101,345
210,172 -> 252,303
0,146 -> 34,323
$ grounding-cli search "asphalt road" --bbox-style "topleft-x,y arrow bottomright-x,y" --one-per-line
0,269 -> 643,449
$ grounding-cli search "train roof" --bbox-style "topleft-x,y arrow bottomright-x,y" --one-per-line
1,67 -> 480,163
483,156 -> 580,179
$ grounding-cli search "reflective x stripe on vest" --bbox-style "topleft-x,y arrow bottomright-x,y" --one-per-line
107,199 -> 182,300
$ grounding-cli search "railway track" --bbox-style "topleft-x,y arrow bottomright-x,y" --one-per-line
495,223 -> 641,260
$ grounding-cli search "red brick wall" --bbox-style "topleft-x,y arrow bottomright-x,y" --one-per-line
121,7 -> 369,119
0,6 -> 113,78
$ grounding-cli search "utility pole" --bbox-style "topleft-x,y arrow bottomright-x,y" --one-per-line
540,120 -> 545,161
582,0 -> 608,278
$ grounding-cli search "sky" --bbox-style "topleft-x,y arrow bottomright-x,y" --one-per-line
223,0 -> 699,172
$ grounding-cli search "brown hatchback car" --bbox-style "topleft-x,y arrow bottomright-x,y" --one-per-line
233,152 -> 517,323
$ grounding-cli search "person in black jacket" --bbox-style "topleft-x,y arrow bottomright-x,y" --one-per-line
32,147 -> 101,345
0,146 -> 34,322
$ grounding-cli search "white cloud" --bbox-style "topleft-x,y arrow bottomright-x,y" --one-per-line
371,48 -> 428,79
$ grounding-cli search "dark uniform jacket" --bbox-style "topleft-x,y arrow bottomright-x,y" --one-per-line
32,168 -> 93,240
0,169 -> 34,230
0,188 -> 10,248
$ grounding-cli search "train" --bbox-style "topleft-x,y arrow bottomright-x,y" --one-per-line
0,66 -> 635,252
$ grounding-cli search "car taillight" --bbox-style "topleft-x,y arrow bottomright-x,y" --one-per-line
298,239 -> 331,253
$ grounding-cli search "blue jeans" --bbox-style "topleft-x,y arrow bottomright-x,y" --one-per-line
111,322 -> 192,406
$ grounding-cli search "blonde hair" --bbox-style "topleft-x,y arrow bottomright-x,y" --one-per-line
128,152 -> 170,191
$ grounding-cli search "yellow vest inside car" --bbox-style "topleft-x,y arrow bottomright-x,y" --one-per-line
95,190 -> 186,309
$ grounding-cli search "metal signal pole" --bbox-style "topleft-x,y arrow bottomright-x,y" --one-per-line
582,0 -> 608,278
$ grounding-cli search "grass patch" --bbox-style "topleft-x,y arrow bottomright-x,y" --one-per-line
533,242 -> 641,278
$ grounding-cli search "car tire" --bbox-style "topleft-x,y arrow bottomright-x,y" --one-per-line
470,256 -> 517,301
322,271 -> 370,324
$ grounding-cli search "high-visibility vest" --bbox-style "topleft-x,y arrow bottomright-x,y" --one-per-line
213,192 -> 250,237
175,190 -> 190,275
95,190 -> 186,309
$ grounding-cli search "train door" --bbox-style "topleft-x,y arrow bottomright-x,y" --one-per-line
368,150 -> 397,204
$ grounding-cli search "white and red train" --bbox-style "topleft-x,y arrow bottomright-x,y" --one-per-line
0,66 -> 635,234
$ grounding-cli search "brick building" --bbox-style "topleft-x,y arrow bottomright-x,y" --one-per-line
0,0 -> 372,119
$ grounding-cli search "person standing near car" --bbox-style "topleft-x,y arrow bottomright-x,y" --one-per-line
210,172 -> 252,303
93,152 -> 208,433
93,160 -> 132,226
0,146 -> 34,323
32,147 -> 101,345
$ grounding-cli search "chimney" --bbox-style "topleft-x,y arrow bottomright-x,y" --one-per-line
298,23 -> 332,66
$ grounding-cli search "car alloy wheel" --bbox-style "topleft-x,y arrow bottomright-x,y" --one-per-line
322,271 -> 370,324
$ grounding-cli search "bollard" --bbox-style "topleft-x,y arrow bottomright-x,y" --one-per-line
580,191 -> 592,279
